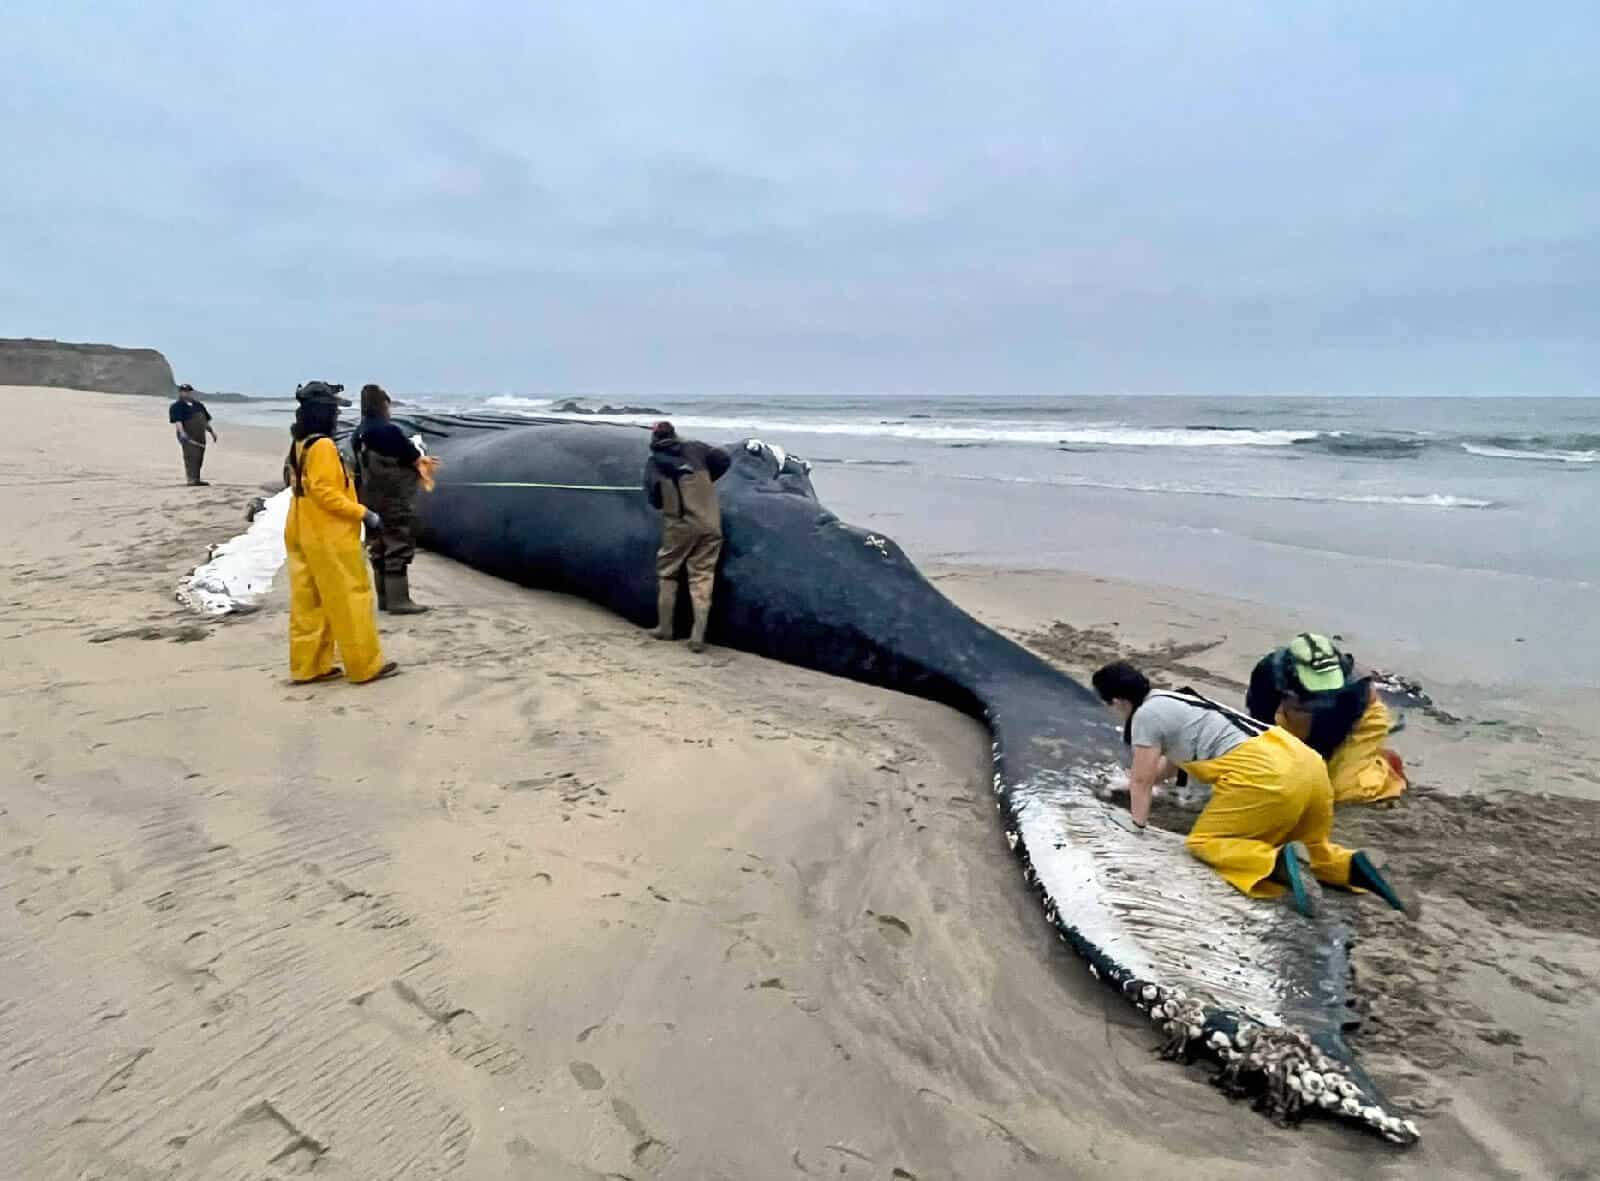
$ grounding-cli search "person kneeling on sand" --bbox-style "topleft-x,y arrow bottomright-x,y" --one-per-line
643,421 -> 730,652
1091,660 -> 1416,919
1245,633 -> 1407,806
283,382 -> 398,685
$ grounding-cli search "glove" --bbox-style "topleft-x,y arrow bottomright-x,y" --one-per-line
363,510 -> 382,532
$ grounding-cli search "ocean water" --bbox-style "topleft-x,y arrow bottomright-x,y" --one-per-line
238,393 -> 1598,688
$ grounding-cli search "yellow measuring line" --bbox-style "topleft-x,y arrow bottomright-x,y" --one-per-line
454,481 -> 638,492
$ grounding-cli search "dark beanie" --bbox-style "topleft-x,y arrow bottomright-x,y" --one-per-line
651,420 -> 676,441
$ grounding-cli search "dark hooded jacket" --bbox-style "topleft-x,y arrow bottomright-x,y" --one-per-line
644,437 -> 730,533
1246,648 -> 1373,759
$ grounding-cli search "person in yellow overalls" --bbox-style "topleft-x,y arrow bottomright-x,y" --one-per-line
282,382 -> 397,685
1092,661 -> 1415,919
1245,633 -> 1407,805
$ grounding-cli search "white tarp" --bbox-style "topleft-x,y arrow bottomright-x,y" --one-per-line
177,489 -> 290,615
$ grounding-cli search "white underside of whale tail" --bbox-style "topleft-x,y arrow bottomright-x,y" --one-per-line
1001,758 -> 1419,1144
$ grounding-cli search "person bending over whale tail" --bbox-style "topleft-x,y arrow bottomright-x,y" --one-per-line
643,421 -> 730,652
1092,660 -> 1416,919
283,382 -> 397,685
1246,633 -> 1407,806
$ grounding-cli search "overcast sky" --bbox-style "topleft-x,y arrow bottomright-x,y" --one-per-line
3,2 -> 1596,395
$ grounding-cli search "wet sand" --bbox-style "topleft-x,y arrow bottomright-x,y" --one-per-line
1,386 -> 1595,1179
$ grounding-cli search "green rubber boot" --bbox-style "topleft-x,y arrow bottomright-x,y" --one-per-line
1350,851 -> 1421,918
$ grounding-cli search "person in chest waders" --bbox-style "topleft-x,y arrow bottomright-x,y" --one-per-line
283,382 -> 397,685
1245,633 -> 1407,806
643,421 -> 730,652
1092,660 -> 1417,919
352,383 -> 428,614
168,383 -> 218,485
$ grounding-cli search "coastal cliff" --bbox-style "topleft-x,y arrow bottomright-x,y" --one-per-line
0,338 -> 177,398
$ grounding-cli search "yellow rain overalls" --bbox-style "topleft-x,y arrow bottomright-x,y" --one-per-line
284,436 -> 386,683
1324,694 -> 1408,805
1181,727 -> 1356,899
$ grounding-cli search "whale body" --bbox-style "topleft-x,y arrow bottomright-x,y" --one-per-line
398,411 -> 1418,1146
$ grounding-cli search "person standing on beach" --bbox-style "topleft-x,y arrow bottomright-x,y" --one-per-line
283,381 -> 397,685
1245,634 -> 1407,806
168,383 -> 217,485
1091,660 -> 1416,919
643,421 -> 730,652
352,383 -> 429,615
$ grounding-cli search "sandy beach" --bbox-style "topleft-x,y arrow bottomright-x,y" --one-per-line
2,386 -> 1596,1180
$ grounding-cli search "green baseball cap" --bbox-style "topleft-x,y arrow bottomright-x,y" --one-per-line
1287,633 -> 1347,692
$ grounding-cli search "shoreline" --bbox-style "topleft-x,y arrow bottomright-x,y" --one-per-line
2,385 -> 1595,1178
223,389 -> 1600,692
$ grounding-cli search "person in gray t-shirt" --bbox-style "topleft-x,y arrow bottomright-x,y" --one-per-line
1129,691 -> 1259,766
1091,660 -> 1418,920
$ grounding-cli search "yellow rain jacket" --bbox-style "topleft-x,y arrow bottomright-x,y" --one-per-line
284,436 -> 385,683
1182,727 -> 1356,898
1324,694 -> 1408,805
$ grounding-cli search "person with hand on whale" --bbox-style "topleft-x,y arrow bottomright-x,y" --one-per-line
352,382 -> 432,615
283,381 -> 398,685
1092,660 -> 1416,919
643,421 -> 731,652
1245,633 -> 1407,806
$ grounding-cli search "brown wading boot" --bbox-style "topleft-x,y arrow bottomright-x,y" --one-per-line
650,582 -> 677,640
687,605 -> 709,653
385,569 -> 429,615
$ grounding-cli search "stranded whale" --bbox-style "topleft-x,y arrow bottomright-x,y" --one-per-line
395,410 -> 1419,1146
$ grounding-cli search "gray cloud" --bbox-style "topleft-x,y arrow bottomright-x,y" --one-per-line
2,1 -> 1596,394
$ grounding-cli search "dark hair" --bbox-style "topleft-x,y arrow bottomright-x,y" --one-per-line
360,383 -> 389,418
292,398 -> 339,441
285,398 -> 344,496
651,420 -> 676,441
1092,661 -> 1150,708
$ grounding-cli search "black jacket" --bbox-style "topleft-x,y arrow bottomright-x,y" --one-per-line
353,417 -> 421,465
1246,649 -> 1372,759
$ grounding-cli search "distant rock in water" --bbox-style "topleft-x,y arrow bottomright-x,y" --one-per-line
0,338 -> 177,398
551,397 -> 665,417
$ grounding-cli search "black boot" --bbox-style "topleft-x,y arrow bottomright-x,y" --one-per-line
386,569 -> 428,615
372,559 -> 388,611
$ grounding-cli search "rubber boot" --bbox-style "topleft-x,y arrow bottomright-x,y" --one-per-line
1350,850 -> 1421,918
687,604 -> 709,653
650,582 -> 678,640
1271,841 -> 1323,918
386,569 -> 429,615
372,558 -> 388,612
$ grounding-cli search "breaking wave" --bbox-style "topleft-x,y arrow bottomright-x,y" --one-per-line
483,399 -> 1317,448
953,473 -> 1496,509
1293,433 -> 1430,459
475,397 -> 1596,468
1462,442 -> 1596,464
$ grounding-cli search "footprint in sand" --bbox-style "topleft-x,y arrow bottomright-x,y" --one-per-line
568,1060 -> 605,1090
867,910 -> 913,946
